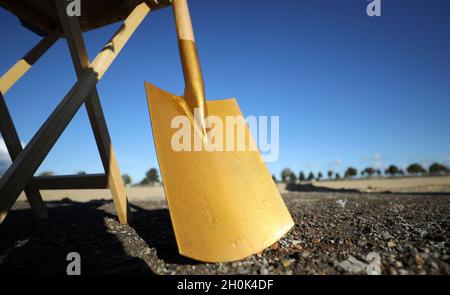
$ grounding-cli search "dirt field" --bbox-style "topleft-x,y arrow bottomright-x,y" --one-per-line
313,176 -> 450,193
1,176 -> 449,275
17,176 -> 450,203
17,185 -> 166,202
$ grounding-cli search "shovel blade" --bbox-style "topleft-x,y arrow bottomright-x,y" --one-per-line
145,82 -> 294,262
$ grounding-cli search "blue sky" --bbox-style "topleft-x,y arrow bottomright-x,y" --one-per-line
1,0 -> 449,182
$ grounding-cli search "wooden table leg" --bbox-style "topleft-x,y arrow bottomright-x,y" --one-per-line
0,92 -> 48,219
0,3 -> 150,224
55,0 -> 133,224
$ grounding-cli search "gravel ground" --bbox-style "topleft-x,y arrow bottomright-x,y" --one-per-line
0,192 -> 449,275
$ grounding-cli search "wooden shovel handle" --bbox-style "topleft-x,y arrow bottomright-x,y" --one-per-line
173,0 -> 196,42
172,0 -> 207,132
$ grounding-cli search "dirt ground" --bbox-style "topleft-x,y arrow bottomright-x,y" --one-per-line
1,177 -> 449,275
16,176 -> 450,203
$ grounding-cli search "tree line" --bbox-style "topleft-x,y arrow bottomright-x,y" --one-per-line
35,168 -> 162,187
33,161 -> 449,187
275,162 -> 449,183
121,168 -> 161,186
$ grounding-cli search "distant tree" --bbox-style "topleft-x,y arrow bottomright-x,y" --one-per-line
361,171 -> 365,177
335,173 -> 341,180
146,168 -> 160,182
281,168 -> 294,183
376,169 -> 382,176
363,167 -> 375,177
122,174 -> 132,186
407,163 -> 425,175
307,172 -> 315,181
141,168 -> 160,185
398,169 -> 405,176
77,171 -> 87,175
39,171 -> 54,177
287,172 -> 297,184
299,171 -> 305,182
327,170 -> 333,179
429,163 -> 448,175
344,167 -> 357,178
385,165 -> 399,177
272,174 -> 278,183
317,172 -> 323,181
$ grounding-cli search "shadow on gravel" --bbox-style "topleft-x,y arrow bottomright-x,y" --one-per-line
286,183 -> 360,193
286,183 -> 450,196
0,199 -> 154,275
129,203 -> 200,266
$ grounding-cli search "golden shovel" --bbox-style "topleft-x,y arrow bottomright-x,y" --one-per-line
144,0 -> 294,262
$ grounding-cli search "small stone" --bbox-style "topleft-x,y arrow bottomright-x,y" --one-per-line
237,267 -> 246,274
389,267 -> 398,275
387,241 -> 396,248
281,259 -> 292,267
293,244 -> 303,251
420,230 -> 428,238
357,240 -> 368,247
415,255 -> 424,266
291,240 -> 301,246
279,239 -> 288,246
339,256 -> 368,274
336,199 -> 347,208
431,262 -> 439,270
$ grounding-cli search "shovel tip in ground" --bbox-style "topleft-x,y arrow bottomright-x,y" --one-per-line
179,221 -> 295,263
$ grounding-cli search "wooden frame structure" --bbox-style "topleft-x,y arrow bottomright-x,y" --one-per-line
0,0 -> 170,224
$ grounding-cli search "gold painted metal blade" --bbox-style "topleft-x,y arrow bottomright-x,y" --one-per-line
145,82 -> 294,262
